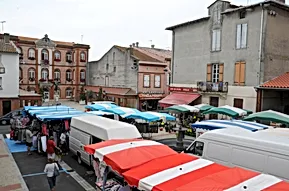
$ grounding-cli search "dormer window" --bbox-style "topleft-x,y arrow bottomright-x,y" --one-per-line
213,6 -> 221,24
66,52 -> 72,63
240,10 -> 246,19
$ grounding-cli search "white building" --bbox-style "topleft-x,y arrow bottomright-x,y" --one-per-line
0,33 -> 20,115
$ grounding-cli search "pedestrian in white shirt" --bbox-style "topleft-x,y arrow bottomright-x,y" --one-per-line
44,158 -> 59,191
59,131 -> 67,155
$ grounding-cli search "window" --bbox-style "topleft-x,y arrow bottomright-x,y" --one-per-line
54,69 -> 61,80
41,69 -> 49,80
234,98 -> 243,109
19,67 -> 23,79
0,54 -> 4,74
105,76 -> 109,86
234,62 -> 246,85
239,11 -> 246,19
80,70 -> 85,80
213,6 -> 221,24
187,141 -> 204,156
143,74 -> 150,87
113,66 -> 116,72
66,70 -> 72,80
112,52 -> 115,64
28,49 -> 35,58
206,63 -> 224,82
0,77 -> 2,89
66,52 -> 72,62
236,23 -> 248,49
154,75 -> 161,88
212,29 -> 221,51
54,51 -> 61,61
106,64 -> 109,70
41,49 -> 49,60
80,52 -> 86,62
28,68 -> 35,79
65,88 -> 73,98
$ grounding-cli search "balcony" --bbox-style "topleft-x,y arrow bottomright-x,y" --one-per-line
40,59 -> 50,67
197,81 -> 228,93
80,78 -> 86,85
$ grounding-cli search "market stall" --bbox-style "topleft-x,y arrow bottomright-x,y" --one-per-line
123,153 -> 289,191
244,110 -> 289,125
191,120 -> 271,137
165,104 -> 200,113
203,105 -> 252,119
24,105 -> 71,111
193,104 -> 214,112
84,139 -> 177,190
85,103 -> 119,111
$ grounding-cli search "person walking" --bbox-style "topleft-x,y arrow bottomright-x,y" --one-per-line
25,128 -> 33,155
44,158 -> 59,191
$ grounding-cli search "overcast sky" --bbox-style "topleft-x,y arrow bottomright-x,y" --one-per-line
0,0 -> 264,61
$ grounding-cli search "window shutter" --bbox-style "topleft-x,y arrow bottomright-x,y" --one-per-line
207,64 -> 212,82
236,24 -> 241,49
240,62 -> 246,85
241,23 -> 248,48
219,63 -> 224,82
234,62 -> 240,84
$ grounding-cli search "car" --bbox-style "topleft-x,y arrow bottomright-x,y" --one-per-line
0,109 -> 22,125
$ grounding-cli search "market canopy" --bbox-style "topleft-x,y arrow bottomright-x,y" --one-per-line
193,104 -> 214,112
191,120 -> 271,132
84,139 -> 177,174
165,104 -> 199,113
244,110 -> 289,124
125,111 -> 176,122
36,112 -> 90,121
87,111 -> 114,116
103,107 -> 140,117
159,93 -> 200,108
123,153 -> 289,191
203,105 -> 251,118
85,103 -> 118,111
24,105 -> 71,111
29,109 -> 78,115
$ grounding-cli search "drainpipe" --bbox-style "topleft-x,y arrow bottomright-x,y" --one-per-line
171,31 -> 175,85
258,5 -> 265,85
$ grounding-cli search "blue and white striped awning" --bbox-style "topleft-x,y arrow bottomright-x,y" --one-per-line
191,120 -> 271,132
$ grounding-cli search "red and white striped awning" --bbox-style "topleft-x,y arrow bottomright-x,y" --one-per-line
84,139 -> 177,174
123,153 -> 289,191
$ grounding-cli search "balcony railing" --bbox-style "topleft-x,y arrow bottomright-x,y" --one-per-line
40,59 -> 50,66
197,81 -> 228,93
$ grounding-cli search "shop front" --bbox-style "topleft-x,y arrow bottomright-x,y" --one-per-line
158,86 -> 201,108
138,92 -> 165,111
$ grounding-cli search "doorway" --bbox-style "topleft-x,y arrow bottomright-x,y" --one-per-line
209,97 -> 219,119
2,101 -> 11,115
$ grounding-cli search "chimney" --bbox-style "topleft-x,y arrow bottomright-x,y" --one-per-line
4,33 -> 10,44
151,44 -> 155,48
129,44 -> 132,48
132,43 -> 135,47
136,42 -> 139,47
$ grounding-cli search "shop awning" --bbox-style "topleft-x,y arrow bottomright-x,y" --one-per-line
158,93 -> 200,108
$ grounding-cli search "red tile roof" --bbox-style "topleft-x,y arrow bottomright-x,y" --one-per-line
0,39 -> 18,53
260,72 -> 289,88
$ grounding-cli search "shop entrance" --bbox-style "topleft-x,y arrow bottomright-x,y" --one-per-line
2,100 -> 11,115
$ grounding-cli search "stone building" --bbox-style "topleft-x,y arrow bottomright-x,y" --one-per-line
165,0 -> 289,112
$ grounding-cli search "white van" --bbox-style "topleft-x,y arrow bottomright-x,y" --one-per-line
185,128 -> 289,181
70,115 -> 142,166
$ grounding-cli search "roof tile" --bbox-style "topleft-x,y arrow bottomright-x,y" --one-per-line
260,72 -> 289,88
0,39 -> 18,53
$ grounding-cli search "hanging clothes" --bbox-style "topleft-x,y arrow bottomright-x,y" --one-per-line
41,136 -> 47,152
64,120 -> 70,131
53,131 -> 58,146
32,136 -> 38,148
42,124 -> 48,135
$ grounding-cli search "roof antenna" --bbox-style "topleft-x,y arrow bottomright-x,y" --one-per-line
149,40 -> 153,46
81,35 -> 83,43
0,21 -> 6,33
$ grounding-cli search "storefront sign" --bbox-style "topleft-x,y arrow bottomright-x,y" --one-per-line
139,93 -> 164,100
169,87 -> 198,92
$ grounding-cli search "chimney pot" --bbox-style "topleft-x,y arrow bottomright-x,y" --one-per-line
4,33 -> 10,44
132,43 -> 135,47
136,42 -> 139,47
151,44 -> 155,48
129,44 -> 132,48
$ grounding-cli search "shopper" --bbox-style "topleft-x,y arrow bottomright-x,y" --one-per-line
47,137 -> 61,161
59,131 -> 67,155
44,158 -> 59,191
25,128 -> 33,155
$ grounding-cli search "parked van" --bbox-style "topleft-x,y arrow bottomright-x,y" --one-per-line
70,115 -> 142,166
185,128 -> 289,181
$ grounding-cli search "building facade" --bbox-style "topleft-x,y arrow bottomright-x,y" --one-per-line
86,43 -> 171,110
166,0 -> 289,112
0,35 -> 20,115
0,34 -> 90,102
